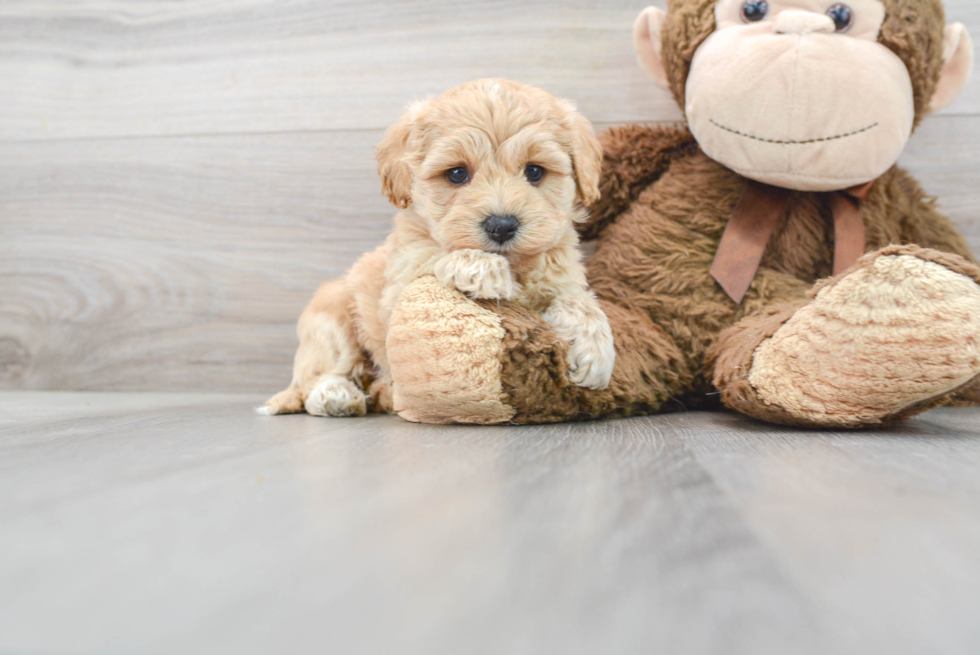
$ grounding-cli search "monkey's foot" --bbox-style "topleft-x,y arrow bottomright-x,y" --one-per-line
748,246 -> 980,427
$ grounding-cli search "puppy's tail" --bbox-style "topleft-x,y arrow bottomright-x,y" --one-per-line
257,386 -> 305,416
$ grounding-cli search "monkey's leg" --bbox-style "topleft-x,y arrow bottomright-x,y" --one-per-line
711,246 -> 980,428
386,276 -> 688,424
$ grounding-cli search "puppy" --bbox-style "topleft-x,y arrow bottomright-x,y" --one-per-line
262,79 -> 615,418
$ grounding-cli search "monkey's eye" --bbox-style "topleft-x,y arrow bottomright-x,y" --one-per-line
445,166 -> 470,186
740,0 -> 769,23
827,4 -> 853,32
525,164 -> 546,185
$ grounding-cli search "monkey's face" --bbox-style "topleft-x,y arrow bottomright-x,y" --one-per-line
688,0 -> 911,191
634,0 -> 974,193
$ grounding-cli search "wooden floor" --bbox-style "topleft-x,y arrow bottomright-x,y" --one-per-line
3,392 -> 980,655
3,4 -> 980,651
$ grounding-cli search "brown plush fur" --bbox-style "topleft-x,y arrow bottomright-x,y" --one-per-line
486,297 -> 689,423
384,0 -> 980,427
412,123 -> 978,425
512,132 -> 977,421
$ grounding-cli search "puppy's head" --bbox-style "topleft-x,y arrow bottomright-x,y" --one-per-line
376,79 -> 602,257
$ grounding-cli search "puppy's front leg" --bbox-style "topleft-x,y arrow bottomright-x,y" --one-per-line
543,288 -> 615,390
434,249 -> 519,300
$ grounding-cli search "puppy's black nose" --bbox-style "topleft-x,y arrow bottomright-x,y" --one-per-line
482,214 -> 520,244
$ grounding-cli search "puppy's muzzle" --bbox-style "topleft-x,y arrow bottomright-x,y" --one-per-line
482,214 -> 520,245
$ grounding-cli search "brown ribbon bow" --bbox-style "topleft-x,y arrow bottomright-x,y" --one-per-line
709,180 -> 875,304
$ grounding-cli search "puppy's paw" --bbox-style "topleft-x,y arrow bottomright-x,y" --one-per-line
434,249 -> 518,300
565,328 -> 616,390
304,375 -> 367,417
544,294 -> 616,390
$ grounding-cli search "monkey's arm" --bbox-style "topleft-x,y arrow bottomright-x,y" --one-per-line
886,166 -> 978,263
580,124 -> 697,241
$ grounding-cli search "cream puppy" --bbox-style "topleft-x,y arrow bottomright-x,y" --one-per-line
263,79 -> 615,418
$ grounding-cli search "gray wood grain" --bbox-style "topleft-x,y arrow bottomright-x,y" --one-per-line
680,410 -> 980,655
0,0 -> 977,141
0,130 -> 391,392
1,393 -> 979,654
0,0 -> 679,141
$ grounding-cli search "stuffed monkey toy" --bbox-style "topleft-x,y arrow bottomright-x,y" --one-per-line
384,0 -> 980,427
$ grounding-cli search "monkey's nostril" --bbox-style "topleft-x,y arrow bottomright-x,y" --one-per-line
482,214 -> 520,245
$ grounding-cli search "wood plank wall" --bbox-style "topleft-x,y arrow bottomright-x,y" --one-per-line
2,0 -> 978,393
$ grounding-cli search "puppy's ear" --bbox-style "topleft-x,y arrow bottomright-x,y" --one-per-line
376,100 -> 430,209
560,101 -> 603,207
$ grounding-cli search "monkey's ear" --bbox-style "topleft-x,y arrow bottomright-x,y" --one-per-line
560,101 -> 603,208
930,23 -> 974,113
634,6 -> 669,88
376,100 -> 430,209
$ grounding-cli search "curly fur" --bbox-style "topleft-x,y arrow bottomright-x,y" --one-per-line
264,79 -> 614,417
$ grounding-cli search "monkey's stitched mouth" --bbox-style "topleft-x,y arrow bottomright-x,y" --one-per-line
710,119 -> 879,145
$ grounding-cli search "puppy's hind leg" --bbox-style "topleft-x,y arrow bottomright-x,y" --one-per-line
262,279 -> 368,417
260,386 -> 305,416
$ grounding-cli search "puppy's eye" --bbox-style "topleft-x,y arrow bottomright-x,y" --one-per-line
741,0 -> 768,22
446,166 -> 470,186
525,164 -> 546,185
826,4 -> 853,32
